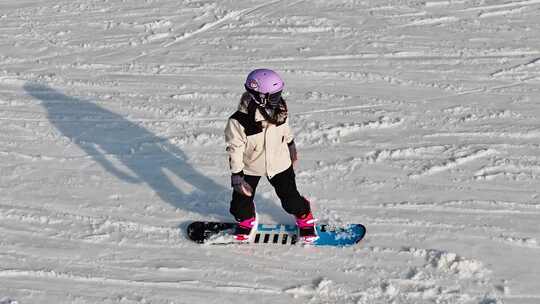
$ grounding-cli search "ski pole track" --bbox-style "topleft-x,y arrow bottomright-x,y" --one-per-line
0,269 -> 285,295
408,148 -> 498,179
0,203 -> 187,247
297,143 -> 540,185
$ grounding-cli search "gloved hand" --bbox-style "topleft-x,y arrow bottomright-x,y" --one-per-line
288,140 -> 298,167
231,172 -> 253,197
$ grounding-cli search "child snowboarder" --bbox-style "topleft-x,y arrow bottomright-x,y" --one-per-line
224,68 -> 317,243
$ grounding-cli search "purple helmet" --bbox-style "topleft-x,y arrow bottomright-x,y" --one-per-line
244,69 -> 284,108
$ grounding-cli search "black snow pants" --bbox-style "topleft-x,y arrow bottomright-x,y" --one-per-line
230,166 -> 311,222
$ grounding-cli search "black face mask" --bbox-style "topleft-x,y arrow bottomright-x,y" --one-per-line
245,85 -> 282,109
265,91 -> 282,109
247,93 -> 288,126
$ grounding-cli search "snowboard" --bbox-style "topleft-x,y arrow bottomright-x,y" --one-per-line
187,221 -> 366,247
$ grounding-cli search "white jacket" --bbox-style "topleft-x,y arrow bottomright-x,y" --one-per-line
225,93 -> 294,178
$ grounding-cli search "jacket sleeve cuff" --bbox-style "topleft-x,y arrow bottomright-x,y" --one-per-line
287,139 -> 295,147
231,170 -> 244,177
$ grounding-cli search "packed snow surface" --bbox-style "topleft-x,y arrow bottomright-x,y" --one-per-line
1,0 -> 540,303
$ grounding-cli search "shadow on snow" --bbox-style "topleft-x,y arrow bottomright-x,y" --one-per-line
24,82 -> 291,225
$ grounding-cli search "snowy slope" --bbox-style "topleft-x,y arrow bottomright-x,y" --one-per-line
1,0 -> 540,303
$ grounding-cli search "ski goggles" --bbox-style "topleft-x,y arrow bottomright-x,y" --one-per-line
264,91 -> 282,109
246,87 -> 282,109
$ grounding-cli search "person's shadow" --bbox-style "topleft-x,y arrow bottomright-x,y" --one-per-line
24,82 -> 289,224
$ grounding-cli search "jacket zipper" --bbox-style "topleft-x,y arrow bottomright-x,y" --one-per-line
264,125 -> 269,176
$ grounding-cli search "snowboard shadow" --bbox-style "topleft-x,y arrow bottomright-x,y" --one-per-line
24,82 -> 292,223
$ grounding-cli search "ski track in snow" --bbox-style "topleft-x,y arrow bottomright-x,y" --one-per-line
2,0 -> 540,303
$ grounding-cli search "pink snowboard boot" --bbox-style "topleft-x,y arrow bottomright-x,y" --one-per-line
234,217 -> 257,242
296,212 -> 318,244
